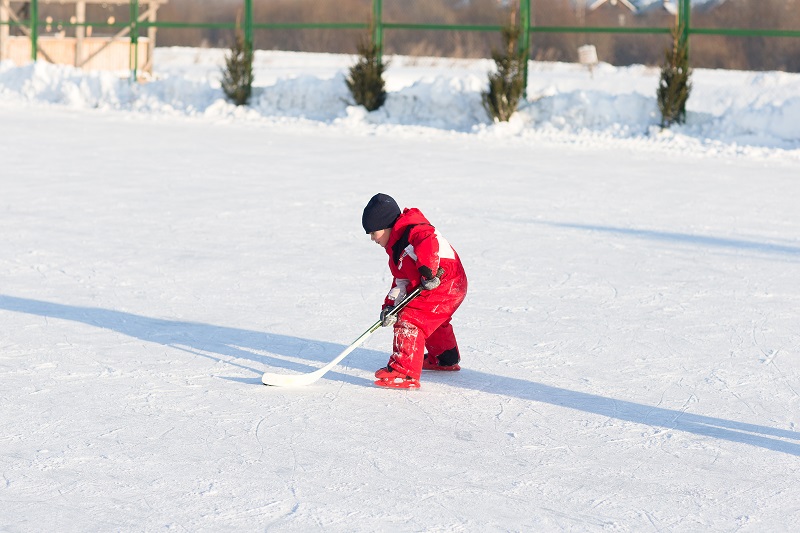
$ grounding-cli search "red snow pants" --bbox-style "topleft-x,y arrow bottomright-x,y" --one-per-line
388,268 -> 468,381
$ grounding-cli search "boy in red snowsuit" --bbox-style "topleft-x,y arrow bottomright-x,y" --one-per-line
362,193 -> 468,389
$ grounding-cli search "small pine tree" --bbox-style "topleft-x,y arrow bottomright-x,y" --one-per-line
483,19 -> 528,123
221,23 -> 254,106
657,24 -> 692,128
346,36 -> 388,112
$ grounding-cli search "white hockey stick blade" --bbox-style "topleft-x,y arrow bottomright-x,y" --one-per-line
262,321 -> 380,387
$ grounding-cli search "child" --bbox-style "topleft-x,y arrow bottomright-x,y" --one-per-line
361,193 -> 468,389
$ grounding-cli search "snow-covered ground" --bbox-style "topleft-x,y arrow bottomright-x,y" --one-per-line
2,47 -> 800,157
1,49 -> 799,532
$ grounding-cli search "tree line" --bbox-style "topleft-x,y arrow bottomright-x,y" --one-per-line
32,0 -> 800,72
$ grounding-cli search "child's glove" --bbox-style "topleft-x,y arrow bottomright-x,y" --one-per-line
421,276 -> 440,291
380,306 -> 397,327
420,266 -> 445,291
386,285 -> 407,305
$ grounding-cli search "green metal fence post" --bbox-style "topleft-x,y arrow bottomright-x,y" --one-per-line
30,0 -> 38,61
130,0 -> 139,81
680,0 -> 690,47
520,0 -> 530,98
372,0 -> 383,61
244,0 -> 253,51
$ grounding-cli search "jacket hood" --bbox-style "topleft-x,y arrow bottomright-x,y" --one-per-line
393,208 -> 431,232
386,208 -> 432,249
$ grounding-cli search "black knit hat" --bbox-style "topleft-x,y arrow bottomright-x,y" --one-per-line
362,193 -> 401,233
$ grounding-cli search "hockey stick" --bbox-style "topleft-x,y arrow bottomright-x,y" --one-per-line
262,285 -> 422,387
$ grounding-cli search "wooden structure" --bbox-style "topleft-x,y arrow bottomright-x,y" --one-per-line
588,0 -> 637,12
0,0 -> 167,72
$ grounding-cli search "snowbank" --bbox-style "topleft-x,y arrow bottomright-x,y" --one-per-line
1,48 -> 799,156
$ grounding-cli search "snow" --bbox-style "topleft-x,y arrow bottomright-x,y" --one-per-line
1,48 -> 799,532
3,48 -> 800,156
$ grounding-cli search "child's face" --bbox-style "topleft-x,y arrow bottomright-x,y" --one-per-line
370,228 -> 391,248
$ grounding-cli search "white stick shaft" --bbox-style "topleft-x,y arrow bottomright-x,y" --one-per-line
261,321 -> 381,387
262,285 -> 422,387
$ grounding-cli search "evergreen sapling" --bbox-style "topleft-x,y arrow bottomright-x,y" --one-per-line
221,24 -> 254,106
346,36 -> 388,112
657,24 -> 692,128
483,20 -> 528,123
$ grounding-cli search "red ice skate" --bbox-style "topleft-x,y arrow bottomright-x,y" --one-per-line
422,349 -> 461,371
374,365 -> 420,389
422,359 -> 461,371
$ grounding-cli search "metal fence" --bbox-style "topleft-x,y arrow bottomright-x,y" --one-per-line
2,0 -> 800,80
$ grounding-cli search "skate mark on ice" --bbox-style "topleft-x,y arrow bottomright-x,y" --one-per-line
475,370 -> 800,456
2,294 -> 798,455
0,294 -> 369,387
529,221 -> 800,260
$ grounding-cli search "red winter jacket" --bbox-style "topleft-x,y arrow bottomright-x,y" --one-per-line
382,208 -> 467,334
